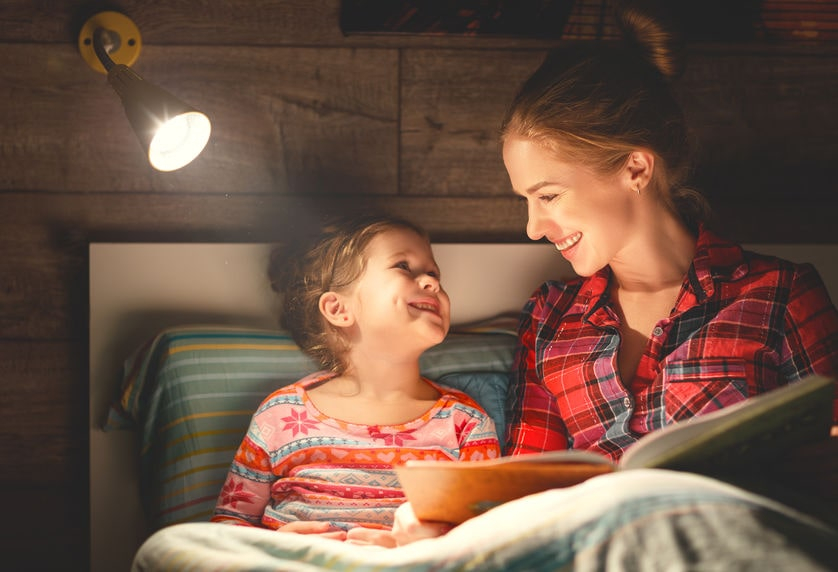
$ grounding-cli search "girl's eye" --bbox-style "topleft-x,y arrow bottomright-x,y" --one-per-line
394,261 -> 410,271
427,270 -> 440,279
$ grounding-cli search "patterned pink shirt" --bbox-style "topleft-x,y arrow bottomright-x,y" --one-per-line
213,372 -> 500,530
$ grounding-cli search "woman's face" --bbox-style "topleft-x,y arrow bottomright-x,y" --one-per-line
502,136 -> 636,277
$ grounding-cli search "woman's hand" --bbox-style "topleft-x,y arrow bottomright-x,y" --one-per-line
390,502 -> 454,546
278,520 -> 347,540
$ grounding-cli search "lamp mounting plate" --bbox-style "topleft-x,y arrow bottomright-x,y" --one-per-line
78,11 -> 142,74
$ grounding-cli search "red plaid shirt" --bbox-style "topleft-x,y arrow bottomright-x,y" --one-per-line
506,228 -> 838,461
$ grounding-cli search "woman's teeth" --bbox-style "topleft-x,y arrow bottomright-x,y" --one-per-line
554,232 -> 581,251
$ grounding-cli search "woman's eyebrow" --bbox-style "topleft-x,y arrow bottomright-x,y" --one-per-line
523,180 -> 569,195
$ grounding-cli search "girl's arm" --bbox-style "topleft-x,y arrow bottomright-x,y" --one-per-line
211,431 -> 274,527
456,407 -> 501,460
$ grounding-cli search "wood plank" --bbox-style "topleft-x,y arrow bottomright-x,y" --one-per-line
0,0 -> 345,45
0,192 -> 529,241
0,192 -> 529,338
7,1 -> 838,50
401,49 -> 546,197
0,485 -> 88,570
401,46 -> 838,206
0,341 -> 87,483
0,0 -> 570,49
0,44 -> 398,194
676,48 -> 838,203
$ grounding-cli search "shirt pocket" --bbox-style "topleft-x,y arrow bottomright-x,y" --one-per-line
661,358 -> 749,424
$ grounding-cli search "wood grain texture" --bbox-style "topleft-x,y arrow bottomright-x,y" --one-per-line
0,0 -> 571,49
401,45 -> 838,207
1,484 -> 88,569
0,341 -> 87,482
0,44 -> 398,194
676,47 -> 838,204
401,49 -> 545,196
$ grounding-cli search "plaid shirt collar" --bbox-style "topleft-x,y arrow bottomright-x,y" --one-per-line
581,226 -> 750,327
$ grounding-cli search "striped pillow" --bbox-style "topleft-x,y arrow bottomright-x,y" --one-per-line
107,323 -> 517,530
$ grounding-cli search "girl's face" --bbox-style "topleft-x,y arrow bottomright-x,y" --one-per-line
348,228 -> 450,348
503,136 -> 637,277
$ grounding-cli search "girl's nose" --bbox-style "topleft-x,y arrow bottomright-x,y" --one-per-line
419,273 -> 440,291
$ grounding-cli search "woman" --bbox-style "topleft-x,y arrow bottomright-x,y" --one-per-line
394,0 -> 838,550
499,6 -> 838,460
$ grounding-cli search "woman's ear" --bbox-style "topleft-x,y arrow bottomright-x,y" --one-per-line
625,150 -> 655,194
319,291 -> 355,328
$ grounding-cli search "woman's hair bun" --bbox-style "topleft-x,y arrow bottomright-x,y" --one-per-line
615,0 -> 685,80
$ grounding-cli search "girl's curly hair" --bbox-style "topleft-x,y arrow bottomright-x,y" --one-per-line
268,214 -> 430,373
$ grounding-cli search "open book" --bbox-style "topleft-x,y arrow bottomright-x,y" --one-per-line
394,375 -> 835,524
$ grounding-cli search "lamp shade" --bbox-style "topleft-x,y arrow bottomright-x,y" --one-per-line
107,64 -> 211,172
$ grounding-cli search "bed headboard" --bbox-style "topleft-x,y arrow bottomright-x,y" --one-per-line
88,240 -> 838,572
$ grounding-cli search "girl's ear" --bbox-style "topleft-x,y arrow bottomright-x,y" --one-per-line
319,291 -> 355,328
625,150 -> 655,194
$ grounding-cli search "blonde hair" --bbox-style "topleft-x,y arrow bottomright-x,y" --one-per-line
269,214 -> 430,373
501,0 -> 711,231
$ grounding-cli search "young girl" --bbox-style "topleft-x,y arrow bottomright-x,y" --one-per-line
211,214 -> 500,544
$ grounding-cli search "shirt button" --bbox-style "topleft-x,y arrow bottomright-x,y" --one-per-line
652,326 -> 663,336
623,397 -> 631,408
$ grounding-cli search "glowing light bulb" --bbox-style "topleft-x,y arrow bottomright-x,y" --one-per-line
149,111 -> 211,172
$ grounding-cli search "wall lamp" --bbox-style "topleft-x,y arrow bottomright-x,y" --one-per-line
77,11 -> 211,172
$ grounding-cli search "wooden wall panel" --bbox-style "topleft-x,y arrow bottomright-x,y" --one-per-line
0,44 -> 399,194
676,47 -> 838,205
401,49 -> 544,196
0,340 -> 88,565
401,44 -> 838,216
0,0 -> 565,49
0,0 -> 346,45
0,341 -> 86,483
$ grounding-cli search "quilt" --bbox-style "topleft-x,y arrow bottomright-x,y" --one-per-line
133,469 -> 838,571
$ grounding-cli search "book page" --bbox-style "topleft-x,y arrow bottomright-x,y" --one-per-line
619,375 -> 835,471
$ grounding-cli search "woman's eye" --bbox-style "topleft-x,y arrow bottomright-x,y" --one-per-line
538,194 -> 557,203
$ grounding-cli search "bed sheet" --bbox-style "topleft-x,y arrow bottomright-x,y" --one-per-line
133,469 -> 838,572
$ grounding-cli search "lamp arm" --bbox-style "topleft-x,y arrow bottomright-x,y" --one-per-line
92,27 -> 118,72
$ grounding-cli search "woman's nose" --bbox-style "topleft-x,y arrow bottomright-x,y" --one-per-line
526,213 -> 546,242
